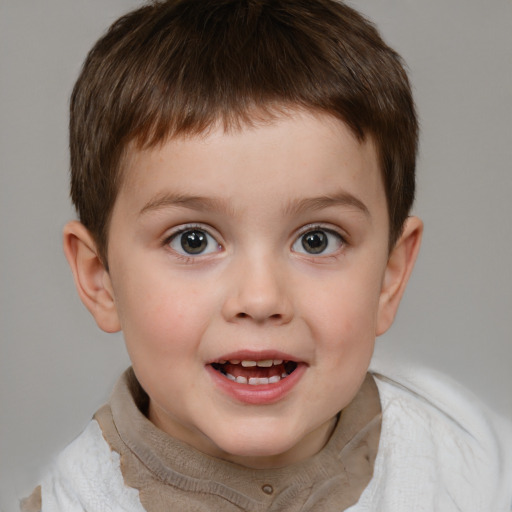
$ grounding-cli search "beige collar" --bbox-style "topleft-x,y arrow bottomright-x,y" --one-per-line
95,368 -> 381,511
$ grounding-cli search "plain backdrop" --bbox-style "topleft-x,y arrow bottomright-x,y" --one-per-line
1,1 -> 511,510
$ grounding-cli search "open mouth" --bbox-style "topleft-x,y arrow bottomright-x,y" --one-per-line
210,359 -> 298,386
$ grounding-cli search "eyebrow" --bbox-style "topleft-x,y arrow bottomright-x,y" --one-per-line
139,190 -> 370,218
139,192 -> 235,216
283,191 -> 370,218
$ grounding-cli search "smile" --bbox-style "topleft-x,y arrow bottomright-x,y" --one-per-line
210,359 -> 298,385
206,352 -> 306,405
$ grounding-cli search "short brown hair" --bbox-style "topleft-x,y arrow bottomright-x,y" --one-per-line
70,0 -> 418,264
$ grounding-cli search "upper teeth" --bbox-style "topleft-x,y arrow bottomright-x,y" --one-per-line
217,359 -> 285,367
239,359 -> 283,367
214,359 -> 292,386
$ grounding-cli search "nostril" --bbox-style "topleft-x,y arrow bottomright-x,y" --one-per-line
235,312 -> 283,321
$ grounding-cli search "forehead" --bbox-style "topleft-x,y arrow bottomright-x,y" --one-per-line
117,111 -> 385,220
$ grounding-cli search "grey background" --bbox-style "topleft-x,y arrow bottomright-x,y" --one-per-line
1,0 -> 511,510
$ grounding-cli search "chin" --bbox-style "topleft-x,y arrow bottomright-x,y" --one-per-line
209,426 -> 304,466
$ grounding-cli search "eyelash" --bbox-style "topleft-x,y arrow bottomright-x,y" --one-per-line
162,223 -> 347,262
292,224 -> 347,257
163,224 -> 222,263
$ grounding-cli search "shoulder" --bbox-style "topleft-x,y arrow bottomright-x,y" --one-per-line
370,357 -> 512,449
358,356 -> 512,511
38,419 -> 145,512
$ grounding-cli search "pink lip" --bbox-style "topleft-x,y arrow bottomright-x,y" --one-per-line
205,350 -> 307,405
207,349 -> 300,364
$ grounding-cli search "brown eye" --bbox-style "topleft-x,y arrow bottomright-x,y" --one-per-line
302,230 -> 328,254
292,228 -> 343,255
169,229 -> 220,256
181,230 -> 207,254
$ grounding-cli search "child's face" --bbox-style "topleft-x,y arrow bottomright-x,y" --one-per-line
102,111 -> 399,467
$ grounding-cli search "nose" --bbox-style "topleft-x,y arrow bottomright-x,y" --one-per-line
221,254 -> 293,325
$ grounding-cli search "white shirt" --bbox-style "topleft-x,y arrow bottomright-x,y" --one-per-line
39,360 -> 512,512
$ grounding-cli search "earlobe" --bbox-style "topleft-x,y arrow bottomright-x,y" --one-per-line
376,216 -> 423,336
63,221 -> 121,333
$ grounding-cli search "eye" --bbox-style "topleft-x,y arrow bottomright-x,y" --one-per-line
292,228 -> 344,255
168,228 -> 221,256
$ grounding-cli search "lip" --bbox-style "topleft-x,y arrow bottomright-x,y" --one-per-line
207,349 -> 300,365
206,350 -> 307,405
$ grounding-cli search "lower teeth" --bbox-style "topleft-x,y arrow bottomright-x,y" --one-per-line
226,374 -> 285,385
213,361 -> 298,386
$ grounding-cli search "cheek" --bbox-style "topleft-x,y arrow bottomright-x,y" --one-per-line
113,270 -> 219,359
301,265 -> 383,361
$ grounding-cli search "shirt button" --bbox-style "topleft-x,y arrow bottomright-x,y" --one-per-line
261,484 -> 274,495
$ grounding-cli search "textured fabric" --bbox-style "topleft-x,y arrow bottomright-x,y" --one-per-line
346,358 -> 512,512
94,369 -> 381,512
38,420 -> 145,512
29,370 -> 380,512
19,485 -> 41,512
24,361 -> 512,511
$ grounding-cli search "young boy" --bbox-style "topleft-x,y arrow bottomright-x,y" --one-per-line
22,0 -> 511,510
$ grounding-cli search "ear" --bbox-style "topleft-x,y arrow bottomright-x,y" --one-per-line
63,221 -> 121,333
376,216 -> 423,336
